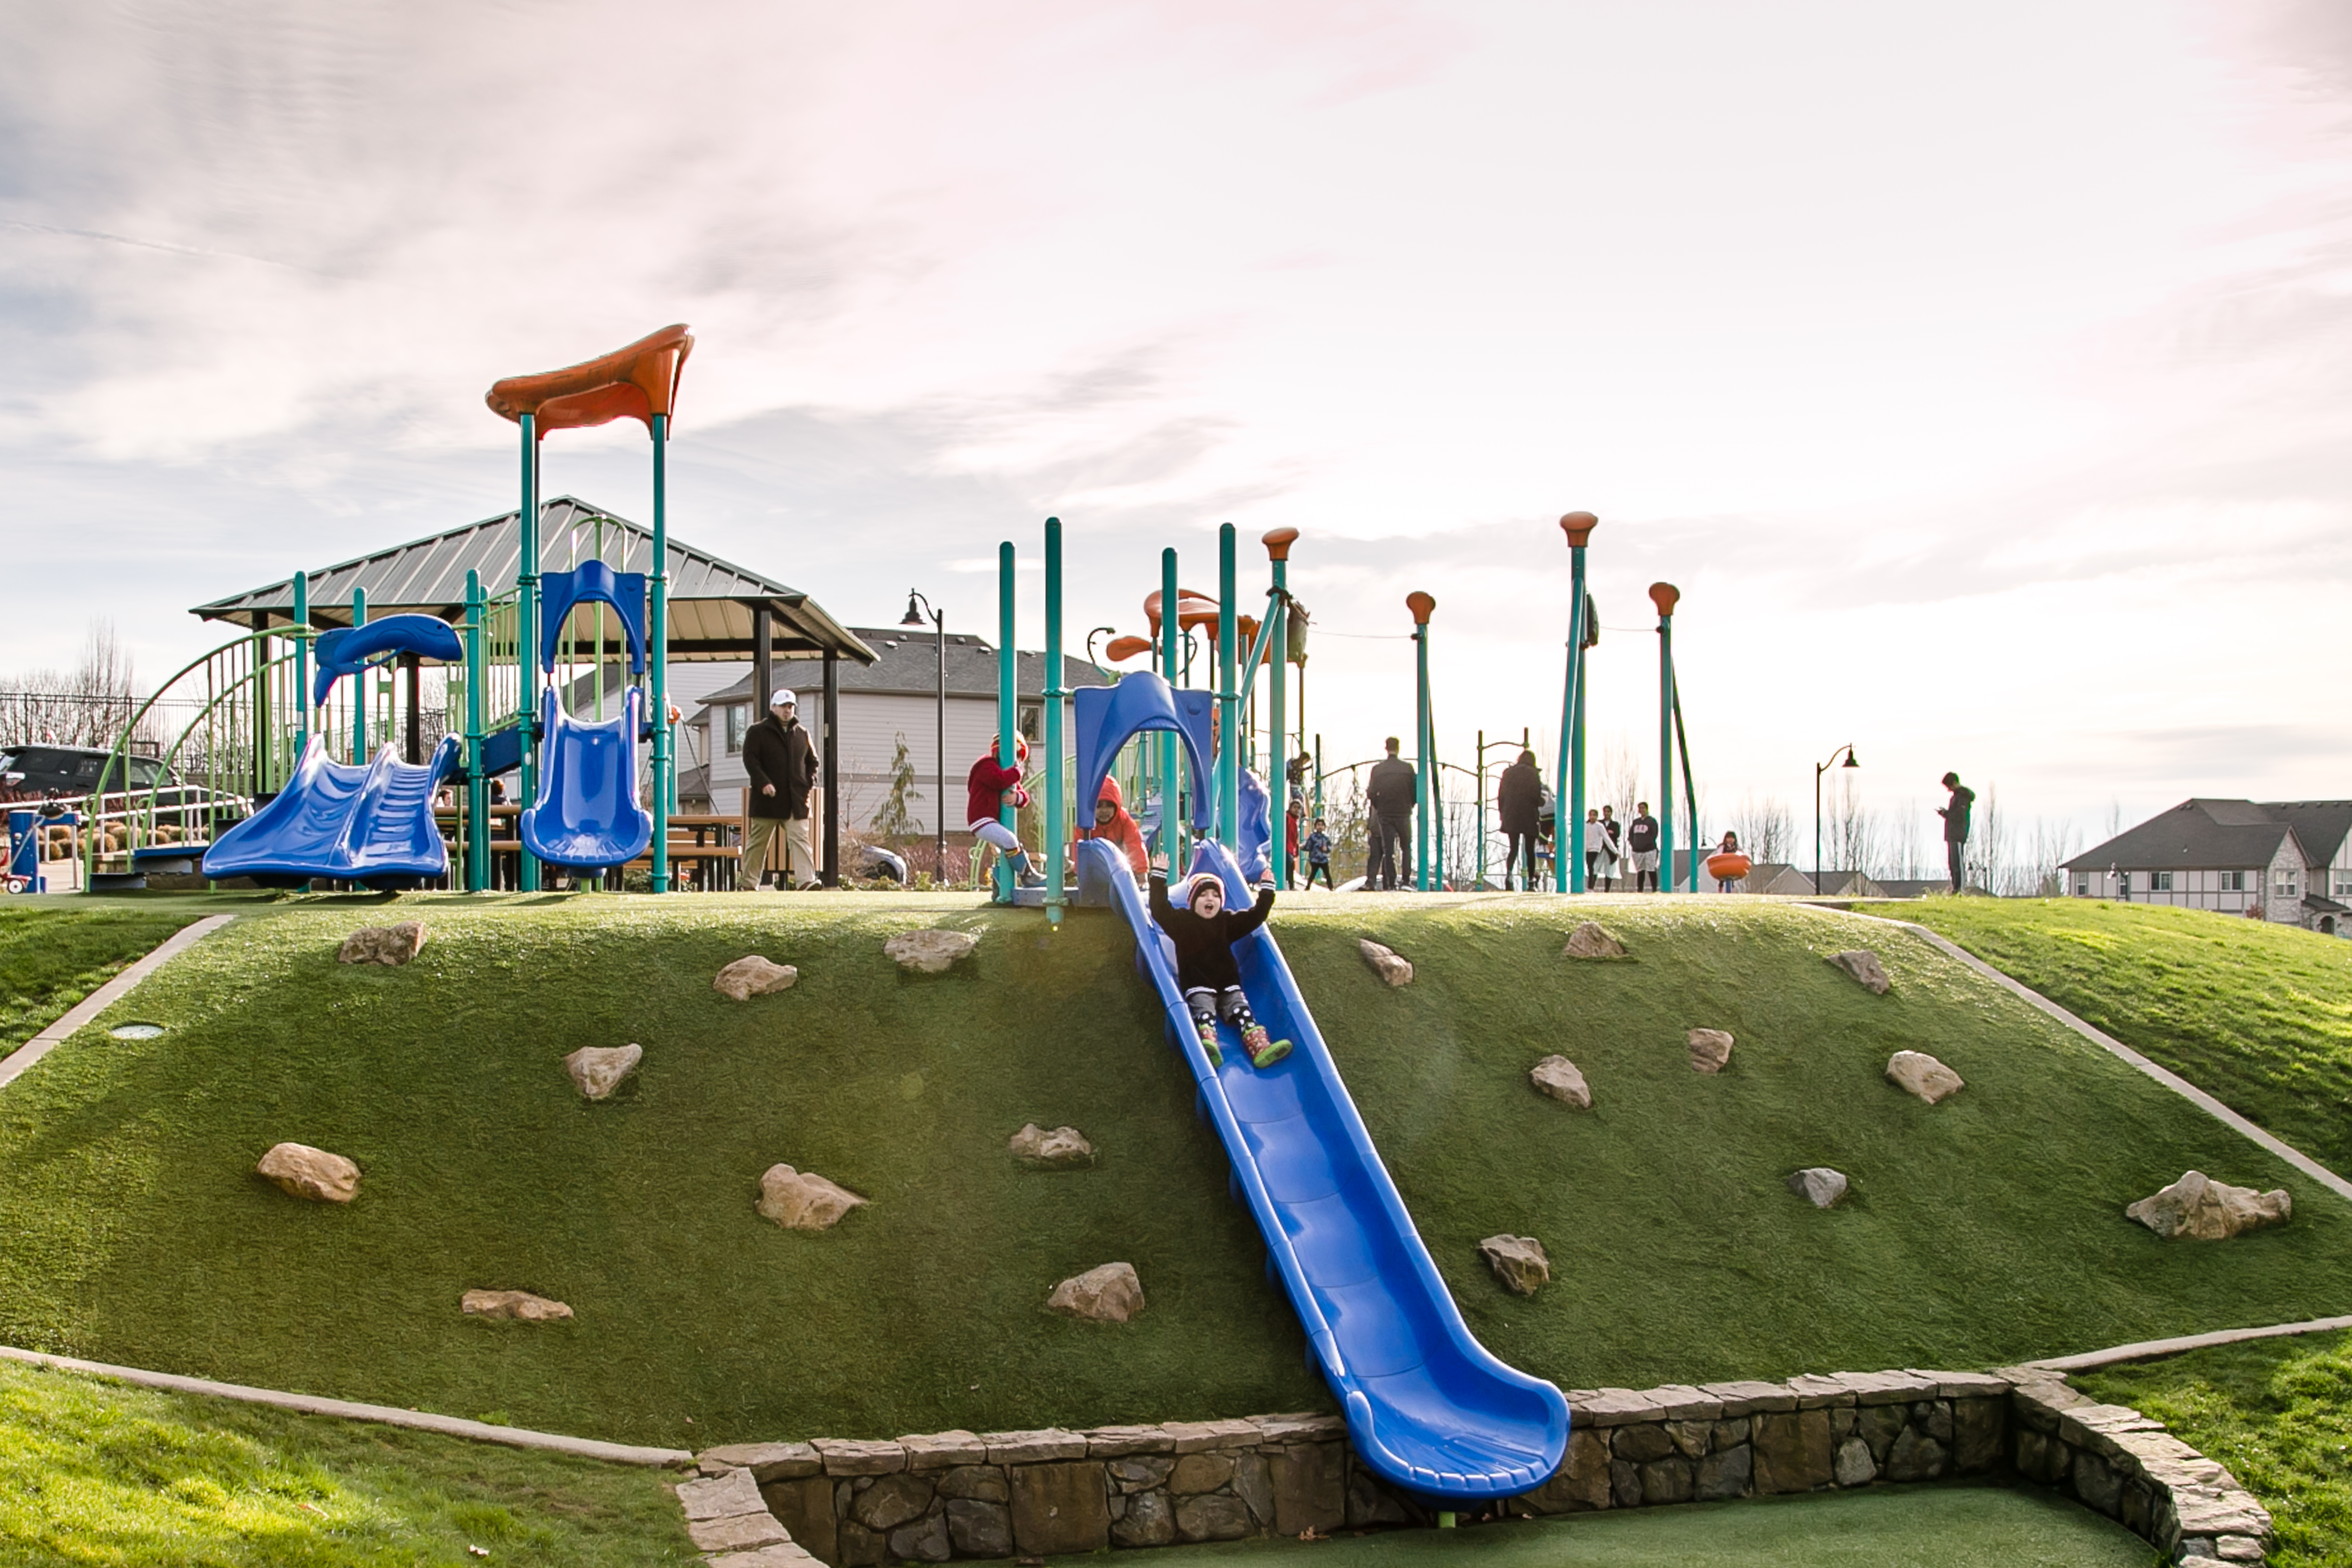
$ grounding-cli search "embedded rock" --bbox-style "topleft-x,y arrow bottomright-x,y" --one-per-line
1788,1167 -> 1849,1208
2126,1170 -> 2291,1241
715,956 -> 799,1001
757,1165 -> 868,1231
1562,922 -> 1627,959
337,921 -> 426,966
1009,1123 -> 1095,1168
1687,1028 -> 1734,1073
461,1288 -> 573,1322
1478,1234 -> 1550,1295
1886,1050 -> 1963,1105
255,1142 -> 359,1203
1529,1055 -> 1592,1109
1358,939 -> 1413,987
1828,949 -> 1891,994
564,1043 -> 642,1101
1048,1261 -> 1144,1322
885,928 -> 978,973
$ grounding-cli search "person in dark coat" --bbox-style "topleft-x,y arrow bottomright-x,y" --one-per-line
1626,800 -> 1660,891
1939,772 -> 1975,894
1495,750 -> 1543,891
1149,853 -> 1291,1070
742,691 -> 820,889
1364,736 -> 1417,890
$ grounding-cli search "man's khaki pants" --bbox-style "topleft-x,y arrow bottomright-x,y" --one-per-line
744,815 -> 819,888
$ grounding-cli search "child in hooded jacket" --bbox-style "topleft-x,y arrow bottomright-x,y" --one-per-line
1148,856 -> 1293,1070
966,737 -> 1043,887
1086,777 -> 1149,880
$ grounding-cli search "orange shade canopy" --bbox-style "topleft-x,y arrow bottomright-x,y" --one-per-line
1143,588 -> 1223,634
486,323 -> 694,437
1103,635 -> 1156,663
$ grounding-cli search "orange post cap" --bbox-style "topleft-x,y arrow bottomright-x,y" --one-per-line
1406,591 -> 1436,625
1262,527 -> 1300,561
1649,582 -> 1680,617
1560,511 -> 1598,548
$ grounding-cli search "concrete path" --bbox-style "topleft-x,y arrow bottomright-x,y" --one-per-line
0,913 -> 237,1094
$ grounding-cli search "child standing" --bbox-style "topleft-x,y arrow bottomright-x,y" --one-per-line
1302,817 -> 1334,890
966,737 -> 1044,887
1149,857 -> 1293,1070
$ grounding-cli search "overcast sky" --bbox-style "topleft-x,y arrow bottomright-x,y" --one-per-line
5,0 -> 2348,849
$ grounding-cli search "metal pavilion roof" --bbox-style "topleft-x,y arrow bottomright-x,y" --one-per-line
190,496 -> 875,664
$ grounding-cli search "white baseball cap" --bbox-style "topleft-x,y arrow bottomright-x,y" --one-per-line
771,689 -> 798,707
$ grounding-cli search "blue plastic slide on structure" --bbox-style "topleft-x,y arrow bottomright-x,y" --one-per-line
519,686 -> 651,872
203,734 -> 463,888
1082,832 -> 1570,1503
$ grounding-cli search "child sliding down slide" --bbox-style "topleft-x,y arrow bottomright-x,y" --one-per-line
967,737 -> 1045,887
1148,858 -> 1293,1070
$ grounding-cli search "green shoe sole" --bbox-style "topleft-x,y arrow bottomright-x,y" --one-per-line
1250,1039 -> 1293,1069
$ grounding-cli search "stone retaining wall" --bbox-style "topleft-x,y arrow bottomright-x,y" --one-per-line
684,1367 -> 2272,1567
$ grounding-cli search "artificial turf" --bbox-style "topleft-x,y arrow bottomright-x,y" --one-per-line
0,1357 -> 695,1566
0,891 -> 2344,1450
1128,1483 -> 2148,1567
1894,896 -> 2352,1173
0,900 -> 209,1053
2081,1329 -> 2352,1568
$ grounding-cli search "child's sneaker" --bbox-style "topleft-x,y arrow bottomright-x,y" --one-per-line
1195,1017 -> 1224,1068
1242,1024 -> 1291,1070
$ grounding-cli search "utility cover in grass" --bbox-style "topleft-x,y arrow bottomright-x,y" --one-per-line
338,922 -> 426,966
2128,1170 -> 2291,1241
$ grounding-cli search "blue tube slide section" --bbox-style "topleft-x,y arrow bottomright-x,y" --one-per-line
203,735 -> 462,888
519,687 -> 651,872
1083,833 -> 1569,1502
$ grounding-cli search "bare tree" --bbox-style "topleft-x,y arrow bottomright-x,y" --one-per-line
1824,771 -> 1878,884
0,620 -> 144,751
1733,792 -> 1793,864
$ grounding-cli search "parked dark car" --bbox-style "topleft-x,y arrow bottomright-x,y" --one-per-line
0,745 -> 174,802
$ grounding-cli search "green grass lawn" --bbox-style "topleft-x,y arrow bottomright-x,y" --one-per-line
0,901 -> 211,1053
0,891 -> 2344,1449
1893,896 -> 2352,1173
0,1357 -> 694,1566
1141,1484 -> 2148,1567
2081,1330 -> 2352,1568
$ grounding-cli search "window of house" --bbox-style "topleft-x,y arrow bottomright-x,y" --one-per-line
2335,874 -> 2352,897
2276,874 -> 2298,897
2153,871 -> 2173,892
2074,874 -> 2089,896
2222,870 -> 2245,892
724,704 -> 747,755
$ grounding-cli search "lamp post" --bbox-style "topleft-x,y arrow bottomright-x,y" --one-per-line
901,589 -> 947,882
1813,744 -> 1861,895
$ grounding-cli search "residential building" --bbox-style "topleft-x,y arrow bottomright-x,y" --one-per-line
2061,799 -> 2352,935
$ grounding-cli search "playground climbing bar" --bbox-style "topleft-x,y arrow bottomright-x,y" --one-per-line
1044,517 -> 1067,926
1556,512 -> 1596,891
1264,528 -> 1297,887
1408,591 -> 1435,891
1651,583 -> 1679,895
1217,525 -> 1240,852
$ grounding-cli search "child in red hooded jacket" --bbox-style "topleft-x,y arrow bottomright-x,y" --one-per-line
1086,777 -> 1149,881
966,737 -> 1043,887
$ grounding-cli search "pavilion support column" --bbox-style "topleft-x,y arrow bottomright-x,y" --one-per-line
822,648 -> 841,886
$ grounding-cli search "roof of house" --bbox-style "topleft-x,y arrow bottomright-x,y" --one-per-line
691,630 -> 1112,711
2063,799 -> 2305,872
191,496 -> 874,665
2263,802 -> 2352,868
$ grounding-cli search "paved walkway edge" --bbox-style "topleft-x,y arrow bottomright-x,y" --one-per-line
2028,1312 -> 2352,1373
1810,906 -> 2352,1206
0,1343 -> 693,1467
0,913 -> 238,1094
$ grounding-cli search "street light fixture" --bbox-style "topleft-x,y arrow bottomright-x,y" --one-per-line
902,590 -> 948,880
1813,744 -> 1861,896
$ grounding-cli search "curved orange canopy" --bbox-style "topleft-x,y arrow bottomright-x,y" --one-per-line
1143,588 -> 1222,634
486,323 -> 694,436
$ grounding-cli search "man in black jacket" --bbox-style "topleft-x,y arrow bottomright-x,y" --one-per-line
1365,736 -> 1417,890
1626,801 -> 1660,892
742,691 -> 820,890
1938,772 -> 1975,894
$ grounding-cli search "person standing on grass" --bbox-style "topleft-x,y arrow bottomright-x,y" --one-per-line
1302,816 -> 1335,890
1626,801 -> 1660,892
1939,772 -> 1975,894
1495,749 -> 1543,891
1600,804 -> 1623,891
742,691 -> 820,890
1365,737 -> 1416,891
1583,808 -> 1615,889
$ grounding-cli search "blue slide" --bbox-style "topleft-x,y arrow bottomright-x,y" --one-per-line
519,686 -> 651,872
1086,833 -> 1570,1502
204,734 -> 462,888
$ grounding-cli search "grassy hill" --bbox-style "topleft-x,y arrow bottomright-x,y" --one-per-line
0,901 -> 213,1053
1895,897 -> 2352,1173
0,891 -> 2344,1450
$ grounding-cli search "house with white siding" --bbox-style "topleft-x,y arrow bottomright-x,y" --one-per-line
2062,799 -> 2352,935
685,630 -> 1112,839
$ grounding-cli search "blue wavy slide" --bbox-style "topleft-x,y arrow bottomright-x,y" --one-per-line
1085,834 -> 1569,1502
203,734 -> 462,888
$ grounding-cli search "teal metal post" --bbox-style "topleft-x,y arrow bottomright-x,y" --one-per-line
997,541 -> 1019,901
1264,528 -> 1296,886
1217,524 -> 1239,851
1043,516 -> 1066,926
1652,583 -> 1678,894
1674,683 -> 1699,892
291,571 -> 310,759
517,414 -> 542,891
464,570 -> 487,892
1408,592 -> 1434,890
649,413 -> 672,893
1476,729 -> 1486,891
1160,548 -> 1181,867
349,588 -> 368,762
1556,513 -> 1596,890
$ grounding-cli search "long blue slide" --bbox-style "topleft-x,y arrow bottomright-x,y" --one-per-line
1086,832 -> 1569,1503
